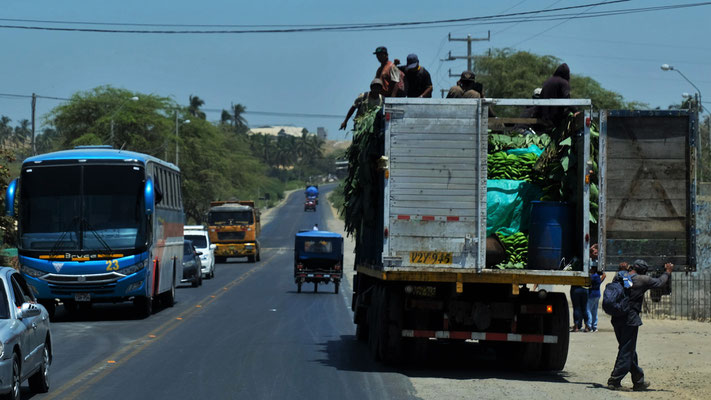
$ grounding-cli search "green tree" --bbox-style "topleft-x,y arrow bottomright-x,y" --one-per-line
46,86 -> 175,153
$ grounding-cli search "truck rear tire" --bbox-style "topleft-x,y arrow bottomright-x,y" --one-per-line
541,292 -> 570,371
368,285 -> 404,364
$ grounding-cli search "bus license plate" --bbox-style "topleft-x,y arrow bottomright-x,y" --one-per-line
74,293 -> 91,302
410,251 -> 452,264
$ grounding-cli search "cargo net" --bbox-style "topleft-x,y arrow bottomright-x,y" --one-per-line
487,113 -> 599,269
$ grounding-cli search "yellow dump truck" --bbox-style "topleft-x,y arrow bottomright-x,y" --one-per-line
208,201 -> 261,263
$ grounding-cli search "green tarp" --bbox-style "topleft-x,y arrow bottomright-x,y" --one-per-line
487,179 -> 542,237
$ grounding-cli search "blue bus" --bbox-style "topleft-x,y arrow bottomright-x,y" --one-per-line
5,146 -> 184,318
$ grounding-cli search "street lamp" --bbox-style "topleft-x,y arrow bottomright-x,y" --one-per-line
109,96 -> 139,147
661,64 -> 702,113
175,112 -> 190,166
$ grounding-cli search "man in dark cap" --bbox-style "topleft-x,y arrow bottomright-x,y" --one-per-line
608,259 -> 674,391
340,79 -> 384,131
446,71 -> 481,98
401,53 -> 432,98
373,46 -> 404,97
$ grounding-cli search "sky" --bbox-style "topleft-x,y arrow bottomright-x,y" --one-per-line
0,0 -> 709,142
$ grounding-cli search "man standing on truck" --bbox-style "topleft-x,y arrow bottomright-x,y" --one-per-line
537,63 -> 572,131
400,53 -> 433,98
446,71 -> 481,98
374,46 -> 404,97
608,259 -> 674,391
339,79 -> 384,131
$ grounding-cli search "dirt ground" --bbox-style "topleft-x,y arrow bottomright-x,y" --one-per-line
324,195 -> 711,400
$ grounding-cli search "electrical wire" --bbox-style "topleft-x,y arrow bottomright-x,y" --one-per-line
0,1 -> 680,35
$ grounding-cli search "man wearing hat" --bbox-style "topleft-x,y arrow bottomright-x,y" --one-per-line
608,259 -> 674,391
373,46 -> 404,97
446,71 -> 481,98
339,79 -> 384,131
401,53 -> 432,98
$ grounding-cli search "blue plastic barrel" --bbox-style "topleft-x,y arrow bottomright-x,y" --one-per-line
527,201 -> 573,270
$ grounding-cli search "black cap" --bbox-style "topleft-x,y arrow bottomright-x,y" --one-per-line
373,46 -> 388,55
632,259 -> 649,274
460,71 -> 475,82
405,53 -> 419,70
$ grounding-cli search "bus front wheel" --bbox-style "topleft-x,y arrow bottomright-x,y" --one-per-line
134,296 -> 153,318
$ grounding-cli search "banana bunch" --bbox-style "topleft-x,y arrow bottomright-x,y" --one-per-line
496,231 -> 528,269
487,151 -> 539,181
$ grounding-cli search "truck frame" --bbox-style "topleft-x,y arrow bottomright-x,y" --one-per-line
351,98 -> 594,369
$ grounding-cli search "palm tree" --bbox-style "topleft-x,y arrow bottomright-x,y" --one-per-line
13,119 -> 31,145
233,104 -> 248,133
0,116 -> 12,146
220,110 -> 233,126
188,95 -> 206,120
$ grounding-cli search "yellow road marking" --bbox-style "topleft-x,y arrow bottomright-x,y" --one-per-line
45,250 -> 282,400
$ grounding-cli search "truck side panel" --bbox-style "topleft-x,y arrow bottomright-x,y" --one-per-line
599,110 -> 695,271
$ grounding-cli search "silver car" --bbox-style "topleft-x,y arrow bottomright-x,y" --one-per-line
0,267 -> 52,400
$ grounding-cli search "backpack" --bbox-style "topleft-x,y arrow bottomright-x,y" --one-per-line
602,279 -> 630,317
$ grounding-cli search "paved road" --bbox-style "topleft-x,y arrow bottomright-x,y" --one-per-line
31,186 -> 417,400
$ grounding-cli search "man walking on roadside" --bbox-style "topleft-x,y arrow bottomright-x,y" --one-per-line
608,259 -> 674,391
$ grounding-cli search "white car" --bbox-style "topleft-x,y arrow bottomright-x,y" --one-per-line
0,267 -> 52,400
184,225 -> 216,279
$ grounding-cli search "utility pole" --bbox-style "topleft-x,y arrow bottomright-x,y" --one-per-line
31,93 -> 37,155
175,110 -> 179,167
445,31 -> 491,71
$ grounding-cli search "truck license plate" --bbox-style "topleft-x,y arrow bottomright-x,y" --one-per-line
410,251 -> 452,264
74,293 -> 91,302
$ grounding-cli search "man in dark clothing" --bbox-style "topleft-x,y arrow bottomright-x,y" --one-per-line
608,259 -> 674,391
538,63 -> 572,129
446,71 -> 481,98
402,54 -> 432,98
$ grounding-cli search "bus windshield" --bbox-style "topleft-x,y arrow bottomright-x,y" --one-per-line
19,164 -> 147,253
208,210 -> 253,225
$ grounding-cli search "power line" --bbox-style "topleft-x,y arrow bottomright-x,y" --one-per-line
0,1 -> 630,31
2,2 -> 708,35
0,2 -> 708,35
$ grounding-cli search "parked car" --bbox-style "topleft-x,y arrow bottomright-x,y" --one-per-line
0,267 -> 52,399
184,225 -> 216,279
182,240 -> 203,288
304,199 -> 316,212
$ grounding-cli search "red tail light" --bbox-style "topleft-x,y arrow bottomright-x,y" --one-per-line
334,263 -> 341,271
297,263 -> 304,270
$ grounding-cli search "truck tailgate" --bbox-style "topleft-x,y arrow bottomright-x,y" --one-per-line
383,99 -> 487,270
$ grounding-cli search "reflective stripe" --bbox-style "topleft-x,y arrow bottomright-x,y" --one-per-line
401,330 -> 558,344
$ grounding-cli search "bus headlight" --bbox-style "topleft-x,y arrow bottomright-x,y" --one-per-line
118,259 -> 148,276
20,265 -> 46,278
